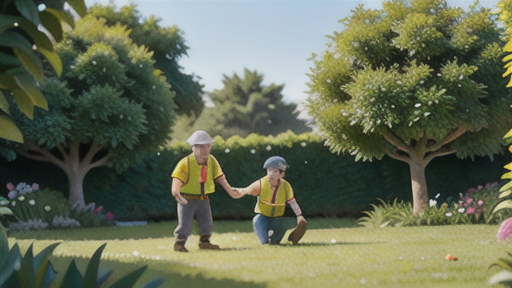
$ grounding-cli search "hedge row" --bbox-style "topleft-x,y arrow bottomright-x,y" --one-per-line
1,132 -> 510,221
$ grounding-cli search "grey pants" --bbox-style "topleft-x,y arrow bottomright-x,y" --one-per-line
174,199 -> 213,242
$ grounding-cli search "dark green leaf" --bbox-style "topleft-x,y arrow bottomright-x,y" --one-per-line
0,15 -> 23,34
66,0 -> 87,17
0,52 -> 22,69
42,0 -> 65,10
40,261 -> 58,288
0,243 -> 21,287
15,18 -> 54,51
19,244 -> 36,288
141,279 -> 165,288
12,89 -> 35,119
84,243 -> 107,288
45,8 -> 75,29
33,243 -> 60,288
59,260 -> 84,288
0,115 -> 24,143
108,266 -> 148,288
0,91 -> 9,114
97,270 -> 113,287
15,0 -> 41,27
13,47 -> 44,82
39,11 -> 62,42
14,72 -> 48,110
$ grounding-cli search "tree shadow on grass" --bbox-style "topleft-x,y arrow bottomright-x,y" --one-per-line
50,256 -> 268,288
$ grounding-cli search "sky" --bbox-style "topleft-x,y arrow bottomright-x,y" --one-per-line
83,0 -> 501,118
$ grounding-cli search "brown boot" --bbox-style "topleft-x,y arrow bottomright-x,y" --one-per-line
199,235 -> 221,250
288,219 -> 307,245
174,241 -> 188,252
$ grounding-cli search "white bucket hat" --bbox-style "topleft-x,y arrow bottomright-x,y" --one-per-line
187,130 -> 214,146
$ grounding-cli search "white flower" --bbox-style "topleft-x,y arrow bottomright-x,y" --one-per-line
266,145 -> 272,151
415,103 -> 421,108
301,142 -> 307,147
11,201 -> 16,207
445,212 -> 453,217
44,205 -> 51,212
457,208 -> 465,213
29,200 -> 35,205
331,239 -> 336,244
18,196 -> 25,201
132,251 -> 140,256
250,149 -> 256,154
225,148 -> 230,153
429,199 -> 437,207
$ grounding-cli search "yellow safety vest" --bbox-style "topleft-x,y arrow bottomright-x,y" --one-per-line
255,176 -> 294,217
176,154 -> 221,195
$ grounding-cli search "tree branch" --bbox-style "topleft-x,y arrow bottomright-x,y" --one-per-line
18,144 -> 68,171
387,151 -> 411,163
423,148 -> 457,165
79,141 -> 105,170
56,145 -> 70,164
426,126 -> 467,152
85,153 -> 112,171
381,130 -> 410,155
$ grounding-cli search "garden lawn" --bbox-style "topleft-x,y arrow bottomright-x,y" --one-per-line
7,218 -> 509,288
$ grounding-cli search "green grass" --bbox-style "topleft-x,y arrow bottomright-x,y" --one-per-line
7,218 -> 511,288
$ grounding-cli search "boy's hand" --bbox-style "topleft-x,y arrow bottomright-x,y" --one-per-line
297,215 -> 306,225
231,188 -> 244,199
173,193 -> 188,205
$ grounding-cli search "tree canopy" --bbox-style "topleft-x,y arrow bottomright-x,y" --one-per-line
1,13 -> 177,207
177,68 -> 311,140
88,4 -> 204,117
307,0 -> 512,214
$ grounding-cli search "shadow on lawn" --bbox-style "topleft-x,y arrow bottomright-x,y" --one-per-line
51,256 -> 269,288
283,241 -> 380,247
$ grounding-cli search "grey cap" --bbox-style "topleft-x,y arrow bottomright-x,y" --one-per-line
263,156 -> 289,170
187,130 -> 214,146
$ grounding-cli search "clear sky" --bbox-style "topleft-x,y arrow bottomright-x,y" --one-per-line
84,0 -> 500,116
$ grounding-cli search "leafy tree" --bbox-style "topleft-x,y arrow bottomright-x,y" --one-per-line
88,4 -> 204,117
0,0 -> 86,143
182,68 -> 311,140
1,14 -> 176,207
307,0 -> 512,215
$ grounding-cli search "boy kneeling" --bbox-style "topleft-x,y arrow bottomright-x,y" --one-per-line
235,156 -> 307,245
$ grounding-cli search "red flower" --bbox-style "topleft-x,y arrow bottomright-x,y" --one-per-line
93,206 -> 103,213
106,212 -> 114,221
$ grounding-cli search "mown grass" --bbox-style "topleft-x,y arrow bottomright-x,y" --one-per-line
7,218 -> 511,288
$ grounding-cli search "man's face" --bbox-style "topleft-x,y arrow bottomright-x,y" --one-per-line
193,143 -> 211,158
266,167 -> 284,182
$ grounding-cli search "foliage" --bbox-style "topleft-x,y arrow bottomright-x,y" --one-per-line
0,12 -> 178,207
0,0 -> 86,143
88,3 -> 205,117
306,0 -> 512,214
176,68 -> 311,140
2,182 -> 113,231
358,182 -> 511,227
488,252 -> 512,287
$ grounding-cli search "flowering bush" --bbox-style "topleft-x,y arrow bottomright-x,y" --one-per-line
358,182 -> 510,227
3,182 -> 114,231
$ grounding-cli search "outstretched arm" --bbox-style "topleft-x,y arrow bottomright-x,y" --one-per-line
288,198 -> 306,224
216,175 -> 243,199
233,180 -> 261,197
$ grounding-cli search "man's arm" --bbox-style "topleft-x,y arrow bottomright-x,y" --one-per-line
171,178 -> 188,205
215,175 -> 243,199
233,180 -> 261,196
288,198 -> 306,224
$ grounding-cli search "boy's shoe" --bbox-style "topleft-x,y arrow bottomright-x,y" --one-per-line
199,235 -> 221,250
288,219 -> 307,245
174,241 -> 189,252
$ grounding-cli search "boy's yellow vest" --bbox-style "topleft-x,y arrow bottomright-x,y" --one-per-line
180,154 -> 218,195
255,176 -> 293,217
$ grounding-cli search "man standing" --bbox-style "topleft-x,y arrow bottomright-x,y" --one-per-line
170,130 -> 242,252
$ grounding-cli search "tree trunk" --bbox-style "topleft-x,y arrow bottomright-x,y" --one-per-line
409,160 -> 428,216
66,168 -> 87,208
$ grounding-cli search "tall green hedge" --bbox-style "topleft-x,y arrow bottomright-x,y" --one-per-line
1,131 -> 510,221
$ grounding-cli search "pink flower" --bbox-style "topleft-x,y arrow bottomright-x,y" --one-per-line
486,182 -> 492,188
498,218 -> 512,241
466,207 -> 475,214
477,185 -> 484,190
6,183 -> 14,191
31,183 -> 39,190
93,206 -> 103,213
106,212 -> 114,221
477,199 -> 484,207
467,188 -> 475,194
465,197 -> 473,205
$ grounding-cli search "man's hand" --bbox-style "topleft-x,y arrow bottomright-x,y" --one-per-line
230,188 -> 244,199
173,193 -> 188,205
